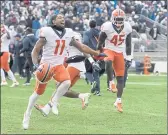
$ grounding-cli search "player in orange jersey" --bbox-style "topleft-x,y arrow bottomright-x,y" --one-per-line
22,14 -> 106,130
97,8 -> 132,112
0,24 -> 19,87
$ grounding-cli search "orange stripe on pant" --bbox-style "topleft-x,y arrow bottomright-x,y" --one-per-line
103,49 -> 125,76
0,52 -> 10,72
66,66 -> 80,87
34,64 -> 70,95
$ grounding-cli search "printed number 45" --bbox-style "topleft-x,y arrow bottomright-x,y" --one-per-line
54,40 -> 65,55
110,35 -> 125,46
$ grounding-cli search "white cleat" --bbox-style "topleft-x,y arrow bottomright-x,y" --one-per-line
1,81 -> 8,86
22,112 -> 30,130
52,104 -> 59,115
34,104 -> 51,117
10,81 -> 19,87
81,93 -> 91,110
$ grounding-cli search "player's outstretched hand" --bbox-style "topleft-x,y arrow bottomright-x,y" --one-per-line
92,62 -> 101,72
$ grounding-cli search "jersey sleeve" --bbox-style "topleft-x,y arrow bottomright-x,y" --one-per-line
39,27 -> 46,38
100,22 -> 110,34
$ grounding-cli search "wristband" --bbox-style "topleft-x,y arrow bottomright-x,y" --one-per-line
88,57 -> 95,64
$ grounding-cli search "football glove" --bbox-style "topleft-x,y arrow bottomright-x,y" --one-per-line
92,62 -> 101,72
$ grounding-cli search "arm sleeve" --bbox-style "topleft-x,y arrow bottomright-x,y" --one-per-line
97,32 -> 107,51
126,33 -> 132,56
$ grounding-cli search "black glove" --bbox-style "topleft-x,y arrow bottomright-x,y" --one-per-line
125,59 -> 132,69
92,61 -> 101,72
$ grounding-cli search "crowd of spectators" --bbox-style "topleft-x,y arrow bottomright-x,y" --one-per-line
1,0 -> 167,34
1,0 -> 167,80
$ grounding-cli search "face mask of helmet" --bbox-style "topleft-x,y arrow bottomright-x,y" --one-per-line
114,17 -> 124,27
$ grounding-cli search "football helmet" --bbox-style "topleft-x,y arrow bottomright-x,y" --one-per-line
111,8 -> 125,27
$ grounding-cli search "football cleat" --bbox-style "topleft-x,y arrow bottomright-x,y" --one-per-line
81,93 -> 91,110
10,81 -> 19,87
23,83 -> 30,86
1,81 -> 8,86
22,112 -> 30,130
52,104 -> 59,115
34,104 -> 51,117
109,82 -> 117,93
114,102 -> 123,113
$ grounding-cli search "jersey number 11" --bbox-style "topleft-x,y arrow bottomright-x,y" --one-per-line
54,40 -> 65,55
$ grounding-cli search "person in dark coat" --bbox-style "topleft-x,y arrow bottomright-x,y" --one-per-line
83,20 -> 102,96
20,27 -> 37,85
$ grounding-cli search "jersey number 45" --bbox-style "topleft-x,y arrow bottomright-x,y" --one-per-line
110,35 -> 125,46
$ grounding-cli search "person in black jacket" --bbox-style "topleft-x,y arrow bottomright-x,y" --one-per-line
20,27 -> 37,85
83,20 -> 102,96
13,34 -> 25,78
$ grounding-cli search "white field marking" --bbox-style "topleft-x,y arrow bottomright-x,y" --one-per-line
3,96 -> 166,118
126,82 -> 166,85
103,74 -> 167,77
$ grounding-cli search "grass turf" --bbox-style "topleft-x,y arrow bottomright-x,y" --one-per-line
1,75 -> 167,134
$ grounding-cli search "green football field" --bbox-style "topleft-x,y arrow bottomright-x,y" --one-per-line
1,75 -> 167,134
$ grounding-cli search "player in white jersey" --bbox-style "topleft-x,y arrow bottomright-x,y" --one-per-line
0,24 -> 19,87
97,8 -> 132,112
22,14 -> 106,130
34,19 -> 101,116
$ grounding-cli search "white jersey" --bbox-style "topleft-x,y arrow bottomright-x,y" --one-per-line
1,33 -> 10,52
101,21 -> 132,53
67,31 -> 86,72
68,31 -> 83,57
39,27 -> 74,66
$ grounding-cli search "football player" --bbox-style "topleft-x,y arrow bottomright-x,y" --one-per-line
22,14 -> 105,130
97,8 -> 132,112
0,24 -> 19,87
34,19 -> 101,116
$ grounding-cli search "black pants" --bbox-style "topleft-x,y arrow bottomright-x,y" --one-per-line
18,56 -> 26,77
24,56 -> 33,83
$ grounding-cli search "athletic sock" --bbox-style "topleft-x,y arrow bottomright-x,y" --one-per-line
1,69 -> 6,82
7,70 -> 17,82
50,80 -> 70,106
78,93 -> 85,99
25,92 -> 39,116
116,98 -> 122,103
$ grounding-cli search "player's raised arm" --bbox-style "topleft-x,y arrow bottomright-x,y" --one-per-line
70,37 -> 100,56
97,32 -> 107,51
31,37 -> 46,65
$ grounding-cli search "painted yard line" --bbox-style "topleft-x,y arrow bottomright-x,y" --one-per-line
126,82 -> 166,85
